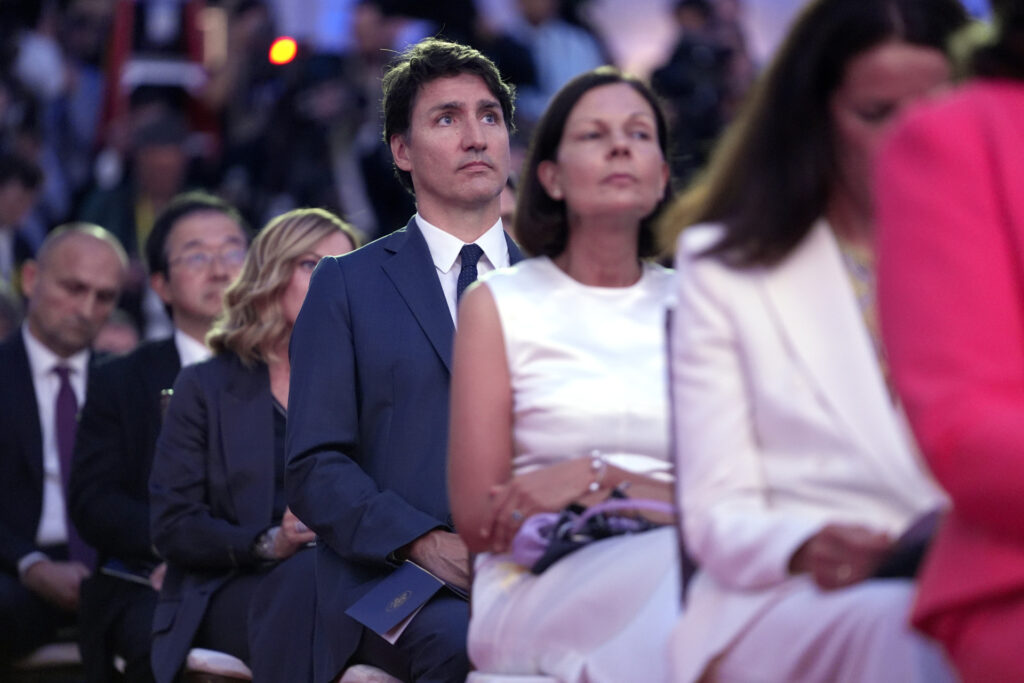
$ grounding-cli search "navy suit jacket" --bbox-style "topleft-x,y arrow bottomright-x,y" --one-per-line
0,330 -> 97,575
69,338 -> 180,680
149,352 -> 280,683
286,217 -> 523,678
70,337 -> 181,566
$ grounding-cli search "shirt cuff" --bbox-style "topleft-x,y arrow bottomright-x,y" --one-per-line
18,551 -> 50,580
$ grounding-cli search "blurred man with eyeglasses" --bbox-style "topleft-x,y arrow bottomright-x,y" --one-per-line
69,192 -> 249,682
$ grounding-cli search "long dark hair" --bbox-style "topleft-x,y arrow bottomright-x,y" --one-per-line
515,67 -> 671,259
657,0 -> 967,266
974,0 -> 1024,79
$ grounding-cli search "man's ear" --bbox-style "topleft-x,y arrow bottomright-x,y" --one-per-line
150,272 -> 172,305
391,134 -> 413,173
20,260 -> 37,298
537,160 -> 563,200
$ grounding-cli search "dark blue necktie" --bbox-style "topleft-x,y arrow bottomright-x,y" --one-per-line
456,244 -> 484,302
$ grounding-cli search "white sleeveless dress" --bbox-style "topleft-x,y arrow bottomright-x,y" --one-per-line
467,257 -> 680,683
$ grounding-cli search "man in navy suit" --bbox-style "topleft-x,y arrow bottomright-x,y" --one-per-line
0,224 -> 126,666
287,38 -> 522,682
69,193 -> 248,682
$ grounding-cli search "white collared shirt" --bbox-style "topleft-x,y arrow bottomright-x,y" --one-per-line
0,228 -> 14,286
21,326 -> 89,549
415,213 -> 509,325
174,328 -> 213,368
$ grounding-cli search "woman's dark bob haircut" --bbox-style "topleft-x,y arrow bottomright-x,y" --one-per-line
657,0 -> 967,266
515,67 -> 671,259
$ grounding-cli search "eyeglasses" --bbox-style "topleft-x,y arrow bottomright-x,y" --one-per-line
169,247 -> 247,272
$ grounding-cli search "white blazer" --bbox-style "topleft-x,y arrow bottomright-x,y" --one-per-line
669,220 -> 945,682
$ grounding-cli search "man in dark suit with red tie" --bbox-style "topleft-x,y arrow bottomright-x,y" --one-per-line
0,224 -> 126,667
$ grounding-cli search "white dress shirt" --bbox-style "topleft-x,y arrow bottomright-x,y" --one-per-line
174,328 -> 213,368
20,326 -> 89,553
416,214 -> 510,325
0,228 -> 15,287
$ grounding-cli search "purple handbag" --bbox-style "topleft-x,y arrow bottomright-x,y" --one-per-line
510,496 -> 675,574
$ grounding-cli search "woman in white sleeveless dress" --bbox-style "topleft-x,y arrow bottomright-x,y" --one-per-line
449,68 -> 679,682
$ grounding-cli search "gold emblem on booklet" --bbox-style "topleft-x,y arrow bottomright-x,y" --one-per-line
387,590 -> 412,612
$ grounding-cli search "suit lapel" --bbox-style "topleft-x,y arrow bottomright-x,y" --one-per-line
505,233 -> 524,265
381,219 -> 456,373
140,339 -> 182,440
151,338 -> 182,389
759,221 -> 908,470
221,359 -> 275,524
9,335 -> 44,487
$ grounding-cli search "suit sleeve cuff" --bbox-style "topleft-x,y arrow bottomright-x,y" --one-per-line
385,524 -> 447,567
18,551 -> 49,580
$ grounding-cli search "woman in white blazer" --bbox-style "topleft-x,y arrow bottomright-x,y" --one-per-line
661,1 -> 967,681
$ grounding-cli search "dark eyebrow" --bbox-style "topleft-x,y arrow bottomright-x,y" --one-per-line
427,98 -> 501,116
176,239 -> 207,252
178,235 -> 246,252
573,111 -> 655,127
427,101 -> 466,115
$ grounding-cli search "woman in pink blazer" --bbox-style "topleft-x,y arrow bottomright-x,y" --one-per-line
878,3 -> 1024,680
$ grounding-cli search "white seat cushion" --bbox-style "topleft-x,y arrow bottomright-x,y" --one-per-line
12,642 -> 82,669
339,663 -> 404,682
185,648 -> 253,679
466,674 -> 560,683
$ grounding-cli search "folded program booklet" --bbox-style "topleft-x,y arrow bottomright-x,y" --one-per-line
99,558 -> 156,587
345,560 -> 468,643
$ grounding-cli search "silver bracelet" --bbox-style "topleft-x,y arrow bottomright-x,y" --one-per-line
587,450 -> 607,494
253,526 -> 281,560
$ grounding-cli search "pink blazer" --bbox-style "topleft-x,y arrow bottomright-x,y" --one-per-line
878,79 -> 1024,642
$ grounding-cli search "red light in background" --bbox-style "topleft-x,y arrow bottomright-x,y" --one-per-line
269,37 -> 298,65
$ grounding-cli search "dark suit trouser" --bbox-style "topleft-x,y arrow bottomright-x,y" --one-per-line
79,573 -> 157,682
195,572 -> 262,663
0,571 -> 76,665
351,590 -> 470,683
193,551 -> 317,683
249,548 -> 316,683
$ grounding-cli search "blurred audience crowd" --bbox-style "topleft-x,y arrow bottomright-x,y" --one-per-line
0,0 -> 751,345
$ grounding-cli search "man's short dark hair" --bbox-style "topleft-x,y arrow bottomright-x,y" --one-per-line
676,0 -> 713,20
0,153 -> 43,190
144,191 -> 249,279
380,38 -> 515,195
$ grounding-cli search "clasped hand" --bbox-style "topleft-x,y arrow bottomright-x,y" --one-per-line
271,507 -> 317,560
483,459 -> 595,554
22,559 -> 90,611
790,523 -> 893,590
407,530 -> 471,591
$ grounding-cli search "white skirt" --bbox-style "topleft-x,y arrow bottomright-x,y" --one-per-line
469,526 -> 680,683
